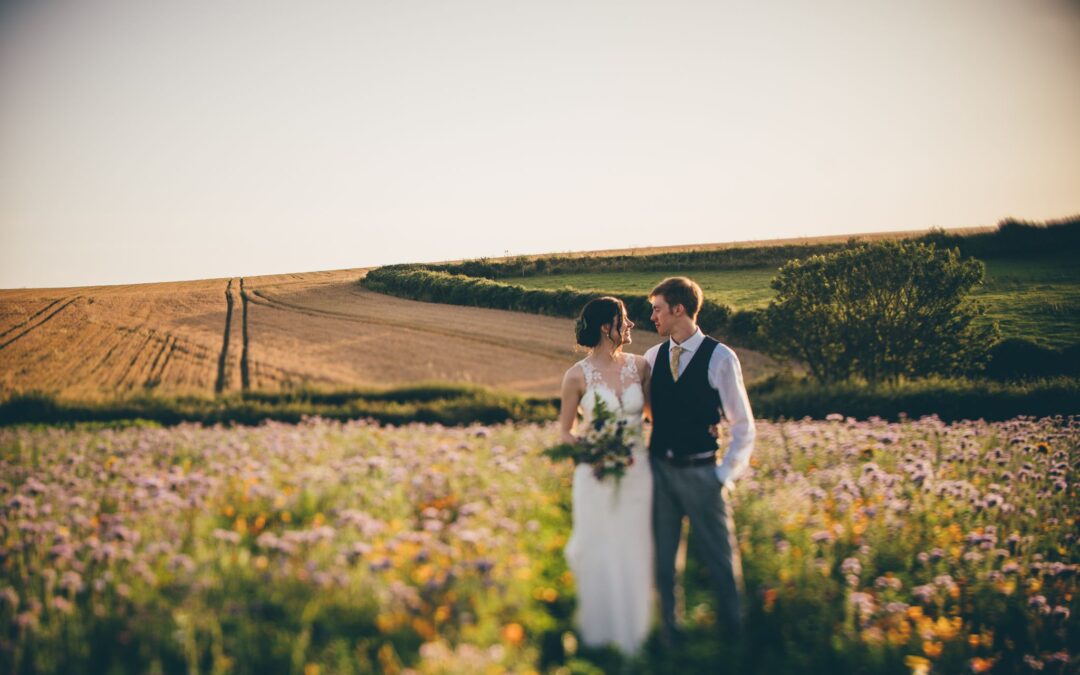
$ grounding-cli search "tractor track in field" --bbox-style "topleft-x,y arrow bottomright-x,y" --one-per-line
214,279 -> 237,394
0,296 -> 71,340
145,333 -> 176,388
116,331 -> 156,388
247,288 -> 568,362
239,278 -> 251,391
98,321 -> 218,368
95,307 -> 311,391
0,296 -> 81,351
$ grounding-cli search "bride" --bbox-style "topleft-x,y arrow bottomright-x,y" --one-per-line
558,296 -> 654,655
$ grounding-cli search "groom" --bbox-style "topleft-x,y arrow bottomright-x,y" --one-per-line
644,276 -> 756,643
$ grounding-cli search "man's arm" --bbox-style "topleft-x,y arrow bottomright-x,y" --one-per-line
710,347 -> 756,486
643,343 -> 660,370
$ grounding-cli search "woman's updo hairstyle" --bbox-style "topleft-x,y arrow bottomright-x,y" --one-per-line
575,296 -> 626,348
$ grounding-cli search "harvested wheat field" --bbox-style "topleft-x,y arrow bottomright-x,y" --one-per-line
0,269 -> 776,400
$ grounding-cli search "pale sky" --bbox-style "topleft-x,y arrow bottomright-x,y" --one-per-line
2,0 -> 1079,289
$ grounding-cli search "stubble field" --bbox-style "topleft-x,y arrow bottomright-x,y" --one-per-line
2,271 -> 690,401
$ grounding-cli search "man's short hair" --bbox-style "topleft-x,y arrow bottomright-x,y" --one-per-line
650,277 -> 704,320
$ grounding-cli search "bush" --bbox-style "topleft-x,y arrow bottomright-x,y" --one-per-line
723,308 -> 764,348
761,241 -> 999,383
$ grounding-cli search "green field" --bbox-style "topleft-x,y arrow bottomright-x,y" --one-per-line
510,257 -> 1080,348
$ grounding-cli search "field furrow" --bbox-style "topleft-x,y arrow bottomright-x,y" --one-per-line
0,295 -> 81,351
148,335 -> 177,387
115,332 -> 157,389
0,296 -> 71,339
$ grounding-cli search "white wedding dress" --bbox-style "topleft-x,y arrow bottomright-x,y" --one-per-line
564,354 -> 654,655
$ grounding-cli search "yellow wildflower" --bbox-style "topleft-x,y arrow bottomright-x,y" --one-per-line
377,643 -> 400,675
905,655 -> 931,675
411,618 -> 435,641
887,627 -> 909,647
412,564 -> 434,584
932,616 -> 962,641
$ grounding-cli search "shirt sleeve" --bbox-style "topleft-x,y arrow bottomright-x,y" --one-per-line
709,347 -> 756,485
643,343 -> 660,370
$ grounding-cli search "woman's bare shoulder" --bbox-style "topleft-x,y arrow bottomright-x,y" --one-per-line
563,361 -> 587,384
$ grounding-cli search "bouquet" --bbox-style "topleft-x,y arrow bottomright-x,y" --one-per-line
544,394 -> 635,483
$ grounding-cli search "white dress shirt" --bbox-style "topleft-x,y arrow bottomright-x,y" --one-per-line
644,328 -> 756,486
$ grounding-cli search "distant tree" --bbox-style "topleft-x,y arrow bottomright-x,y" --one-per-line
761,241 -> 998,383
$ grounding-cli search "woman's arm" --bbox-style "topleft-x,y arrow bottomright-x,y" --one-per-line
559,365 -> 585,445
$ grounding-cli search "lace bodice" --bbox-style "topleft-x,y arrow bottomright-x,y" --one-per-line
576,354 -> 646,443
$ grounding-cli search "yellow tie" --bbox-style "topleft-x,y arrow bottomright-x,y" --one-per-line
670,345 -> 684,381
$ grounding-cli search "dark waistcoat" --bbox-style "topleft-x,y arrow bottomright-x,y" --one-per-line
649,337 -> 722,458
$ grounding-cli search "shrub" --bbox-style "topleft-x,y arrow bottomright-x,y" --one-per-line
761,241 -> 999,383
723,308 -> 764,348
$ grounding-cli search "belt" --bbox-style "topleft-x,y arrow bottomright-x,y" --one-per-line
652,449 -> 716,467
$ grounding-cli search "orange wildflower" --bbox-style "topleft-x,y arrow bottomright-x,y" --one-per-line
502,622 -> 525,645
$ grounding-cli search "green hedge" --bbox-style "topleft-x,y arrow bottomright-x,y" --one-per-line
408,216 -> 1079,281
984,338 -> 1080,380
362,266 -> 733,334
424,242 -> 846,279
4,377 -> 1075,427
748,375 -> 1080,422
918,215 -> 1080,259
0,385 -> 557,428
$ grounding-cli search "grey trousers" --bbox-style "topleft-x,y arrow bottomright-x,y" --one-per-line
651,457 -> 744,634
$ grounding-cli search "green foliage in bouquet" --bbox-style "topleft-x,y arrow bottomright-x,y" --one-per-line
543,394 -> 636,482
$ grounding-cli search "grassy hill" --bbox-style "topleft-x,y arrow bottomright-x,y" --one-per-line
508,255 -> 1079,348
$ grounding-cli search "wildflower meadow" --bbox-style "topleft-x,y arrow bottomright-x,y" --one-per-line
1,415 -> 1075,674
